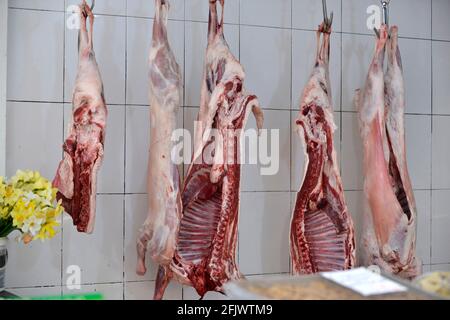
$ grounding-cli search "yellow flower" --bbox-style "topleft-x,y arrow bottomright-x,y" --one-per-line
11,199 -> 34,228
35,220 -> 60,241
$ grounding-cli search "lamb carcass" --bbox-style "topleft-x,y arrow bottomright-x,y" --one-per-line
290,22 -> 355,274
136,0 -> 183,275
53,0 -> 106,234
355,25 -> 420,279
153,0 -> 264,299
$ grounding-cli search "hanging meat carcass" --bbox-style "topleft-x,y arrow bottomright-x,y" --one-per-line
355,25 -> 420,279
152,0 -> 264,300
53,0 -> 107,234
136,0 -> 183,275
290,19 -> 356,274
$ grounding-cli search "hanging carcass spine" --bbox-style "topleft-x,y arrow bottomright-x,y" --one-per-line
290,18 -> 356,274
355,25 -> 420,279
136,0 -> 183,276
53,0 -> 106,233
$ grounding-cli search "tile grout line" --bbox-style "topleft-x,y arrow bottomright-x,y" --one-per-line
61,2 -> 66,296
429,0 -> 433,267
7,6 -> 450,42
181,0 -> 186,301
339,0 -> 343,177
288,0 -> 293,274
122,0 -> 128,301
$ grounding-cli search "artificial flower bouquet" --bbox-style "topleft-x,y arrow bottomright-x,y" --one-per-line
0,170 -> 63,243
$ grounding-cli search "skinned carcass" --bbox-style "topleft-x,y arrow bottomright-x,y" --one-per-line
53,0 -> 106,234
290,21 -> 355,274
153,0 -> 264,300
136,0 -> 183,275
355,25 -> 420,279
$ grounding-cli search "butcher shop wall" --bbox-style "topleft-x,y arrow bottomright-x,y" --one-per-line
0,0 -> 6,176
2,0 -> 450,299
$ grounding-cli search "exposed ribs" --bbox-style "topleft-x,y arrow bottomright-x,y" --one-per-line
152,0 -> 264,299
290,23 -> 356,274
53,0 -> 106,234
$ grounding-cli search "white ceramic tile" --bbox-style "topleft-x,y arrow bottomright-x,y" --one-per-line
341,33 -> 374,111
415,190 -> 431,265
430,264 -> 450,272
63,195 -> 124,284
63,104 -> 125,194
431,190 -> 450,264
239,192 -> 291,275
240,25 -> 291,110
127,0 -> 185,19
292,30 -> 341,110
7,9 -> 64,102
183,287 -> 229,300
291,111 -> 341,192
341,112 -> 364,190
124,194 -> 158,281
65,14 -> 126,105
405,115 -> 431,189
4,229 -> 62,288
185,0 -> 239,24
9,0 -> 64,10
127,18 -> 184,106
125,106 -> 150,193
184,21 -> 239,106
432,116 -> 450,189
240,0 -> 291,28
124,281 -> 182,300
241,109 -> 290,192
9,286 -> 62,299
344,190 -> 364,265
398,38 -> 431,114
6,102 -> 63,180
422,264 -> 431,273
433,42 -> 450,114
63,283 -> 123,300
432,0 -> 450,41
342,0 -> 431,39
292,0 -> 341,32
66,0 -> 126,16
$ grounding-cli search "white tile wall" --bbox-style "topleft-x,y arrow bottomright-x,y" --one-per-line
4,0 -> 448,300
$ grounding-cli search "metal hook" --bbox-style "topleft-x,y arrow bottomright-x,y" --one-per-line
381,0 -> 390,26
322,0 -> 333,32
90,0 -> 95,11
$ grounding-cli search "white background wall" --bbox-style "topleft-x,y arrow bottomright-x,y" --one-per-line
3,0 -> 450,300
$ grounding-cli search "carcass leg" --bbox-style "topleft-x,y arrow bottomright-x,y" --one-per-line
153,265 -> 172,300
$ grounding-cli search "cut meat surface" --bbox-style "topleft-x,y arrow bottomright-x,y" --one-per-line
356,25 -> 420,279
136,0 -> 183,272
290,22 -> 355,275
153,0 -> 264,300
53,0 -> 106,234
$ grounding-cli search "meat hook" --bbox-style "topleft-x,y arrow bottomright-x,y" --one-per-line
322,0 -> 333,33
381,0 -> 390,27
374,0 -> 390,38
